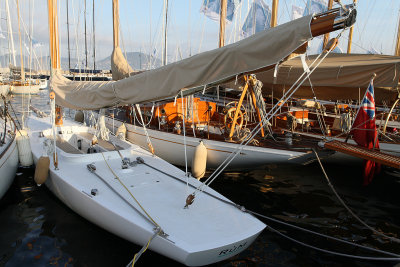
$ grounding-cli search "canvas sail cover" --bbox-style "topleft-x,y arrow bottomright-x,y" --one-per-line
257,53 -> 400,103
51,15 -> 314,110
111,46 -> 134,80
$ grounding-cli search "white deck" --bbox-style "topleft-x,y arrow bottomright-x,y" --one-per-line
27,114 -> 265,266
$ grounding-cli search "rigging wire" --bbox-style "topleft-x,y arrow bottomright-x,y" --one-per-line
196,35 -> 339,195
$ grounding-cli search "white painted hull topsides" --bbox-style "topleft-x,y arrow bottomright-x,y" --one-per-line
27,115 -> 265,266
0,118 -> 19,199
11,84 -> 40,95
104,117 -> 320,170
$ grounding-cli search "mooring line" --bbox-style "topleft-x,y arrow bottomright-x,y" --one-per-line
313,148 -> 400,244
140,158 -> 400,260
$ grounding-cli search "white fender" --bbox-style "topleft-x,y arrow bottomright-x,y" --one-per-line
16,129 -> 33,166
191,141 -> 207,179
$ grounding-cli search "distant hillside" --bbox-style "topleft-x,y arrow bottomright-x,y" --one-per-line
95,52 -> 162,70
0,52 -> 161,71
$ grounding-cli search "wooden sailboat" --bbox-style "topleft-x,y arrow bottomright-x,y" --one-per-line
10,0 -> 40,95
26,1 -> 266,265
102,1 -> 357,171
254,52 -> 400,157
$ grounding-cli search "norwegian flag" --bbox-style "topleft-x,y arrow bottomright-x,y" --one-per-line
351,80 -> 381,185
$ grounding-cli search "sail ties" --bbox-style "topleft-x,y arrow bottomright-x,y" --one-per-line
96,109 -> 110,141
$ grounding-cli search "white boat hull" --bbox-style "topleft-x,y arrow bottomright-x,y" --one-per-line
0,119 -> 18,199
39,79 -> 48,90
11,84 -> 40,95
27,115 -> 265,266
0,84 -> 9,96
104,117 -> 323,169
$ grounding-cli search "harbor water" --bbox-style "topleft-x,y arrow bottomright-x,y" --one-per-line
1,91 -> 399,266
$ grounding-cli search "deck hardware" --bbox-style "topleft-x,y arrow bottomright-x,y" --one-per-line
91,189 -> 98,196
129,160 -> 137,167
122,157 -> 130,169
39,131 -> 44,137
87,163 -> 96,173
136,157 -> 144,164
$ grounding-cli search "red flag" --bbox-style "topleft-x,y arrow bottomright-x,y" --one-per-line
351,80 -> 380,185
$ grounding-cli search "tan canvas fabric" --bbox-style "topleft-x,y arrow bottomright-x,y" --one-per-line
111,46 -> 134,80
258,53 -> 400,103
51,15 -> 313,110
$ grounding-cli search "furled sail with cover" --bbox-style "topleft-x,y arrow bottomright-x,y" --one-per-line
257,53 -> 400,104
51,15 -> 314,110
51,2 -> 357,110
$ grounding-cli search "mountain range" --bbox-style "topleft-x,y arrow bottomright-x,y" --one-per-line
0,52 -> 161,71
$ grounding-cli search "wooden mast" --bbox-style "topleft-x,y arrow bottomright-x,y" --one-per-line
16,0 -> 25,81
271,0 -> 278,27
395,8 -> 400,56
219,0 -> 227,48
112,0 -> 119,48
48,0 -> 62,127
322,0 -> 334,50
48,0 -> 60,70
347,0 -> 357,53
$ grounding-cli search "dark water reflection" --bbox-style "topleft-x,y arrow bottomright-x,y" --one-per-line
0,92 -> 399,266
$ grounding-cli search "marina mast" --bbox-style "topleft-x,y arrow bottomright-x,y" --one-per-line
322,0 -> 334,49
84,0 -> 88,69
93,0 -> 96,70
347,0 -> 357,53
162,0 -> 169,65
16,0 -> 24,80
218,0 -> 227,48
66,0 -> 71,70
5,0 -> 16,66
271,0 -> 278,27
395,8 -> 400,56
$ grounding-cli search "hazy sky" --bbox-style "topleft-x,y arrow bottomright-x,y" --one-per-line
1,0 -> 399,70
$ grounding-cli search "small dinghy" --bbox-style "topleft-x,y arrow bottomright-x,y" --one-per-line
27,111 -> 265,266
